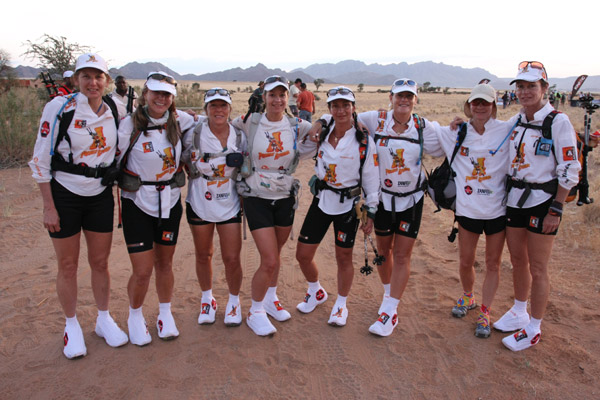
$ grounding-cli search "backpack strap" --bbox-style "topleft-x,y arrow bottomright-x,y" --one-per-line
449,123 -> 468,166
412,113 -> 425,166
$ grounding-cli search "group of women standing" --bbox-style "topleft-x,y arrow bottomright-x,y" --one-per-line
30,54 -> 581,358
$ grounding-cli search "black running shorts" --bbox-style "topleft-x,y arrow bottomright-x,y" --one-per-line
121,197 -> 183,253
374,197 -> 423,239
298,196 -> 360,249
456,215 -> 506,235
506,198 -> 559,235
185,203 -> 241,226
242,196 -> 295,231
49,179 -> 114,239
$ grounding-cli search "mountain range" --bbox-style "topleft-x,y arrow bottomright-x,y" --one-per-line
13,60 -> 600,91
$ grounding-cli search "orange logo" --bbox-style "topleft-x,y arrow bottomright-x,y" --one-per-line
156,147 -> 176,179
258,131 -> 290,160
81,127 -> 111,157
207,164 -> 229,187
466,157 -> 491,182
86,55 -> 98,63
324,164 -> 340,186
511,143 -> 530,171
385,148 -> 410,175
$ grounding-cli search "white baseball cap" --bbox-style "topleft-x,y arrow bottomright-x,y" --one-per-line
145,71 -> 177,96
62,71 -> 74,78
326,86 -> 355,103
263,75 -> 289,92
510,61 -> 548,85
464,83 -> 497,118
204,87 -> 232,105
75,53 -> 109,74
391,78 -> 418,96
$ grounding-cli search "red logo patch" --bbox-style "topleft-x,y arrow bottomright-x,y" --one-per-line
562,146 -> 575,161
384,179 -> 393,188
465,185 -> 473,195
74,119 -> 87,129
316,289 -> 325,301
161,231 -> 174,241
529,216 -> 539,228
399,221 -> 410,232
41,121 -> 50,138
143,142 -> 154,153
460,146 -> 469,156
205,191 -> 212,201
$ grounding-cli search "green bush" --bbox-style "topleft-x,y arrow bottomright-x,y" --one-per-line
0,87 -> 45,168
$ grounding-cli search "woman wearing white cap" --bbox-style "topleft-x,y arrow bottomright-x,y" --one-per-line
182,88 -> 245,327
311,79 -> 443,336
117,71 -> 195,346
295,87 -> 379,326
436,83 -> 513,339
230,75 -> 314,336
494,62 -> 580,351
29,53 -> 128,358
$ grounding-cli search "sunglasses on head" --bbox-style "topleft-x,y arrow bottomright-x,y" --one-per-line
518,61 -> 547,80
205,88 -> 230,98
327,88 -> 354,96
147,73 -> 177,87
265,76 -> 286,84
393,79 -> 416,87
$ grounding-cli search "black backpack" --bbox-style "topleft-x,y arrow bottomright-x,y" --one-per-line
426,123 -> 468,211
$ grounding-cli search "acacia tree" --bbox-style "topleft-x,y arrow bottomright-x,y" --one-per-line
0,49 -> 12,77
357,83 -> 364,92
23,34 -> 91,78
314,78 -> 324,91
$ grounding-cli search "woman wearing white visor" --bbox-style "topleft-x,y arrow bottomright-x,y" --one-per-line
495,62 -> 580,351
436,83 -> 512,339
230,75 -> 314,336
295,87 -> 379,326
117,71 -> 195,345
182,88 -> 245,327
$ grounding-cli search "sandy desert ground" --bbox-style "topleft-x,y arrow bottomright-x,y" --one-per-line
0,87 -> 599,399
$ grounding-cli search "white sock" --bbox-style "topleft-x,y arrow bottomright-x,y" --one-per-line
65,315 -> 79,327
250,300 -> 264,313
229,293 -> 239,304
159,302 -> 171,314
308,281 -> 320,292
383,284 -> 391,296
529,317 -> 542,332
513,299 -> 528,313
335,295 -> 347,307
129,306 -> 143,317
386,297 -> 400,312
97,309 -> 110,321
202,289 -> 213,302
266,287 -> 277,299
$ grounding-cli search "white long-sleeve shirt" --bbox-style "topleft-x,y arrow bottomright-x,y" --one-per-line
29,93 -> 118,196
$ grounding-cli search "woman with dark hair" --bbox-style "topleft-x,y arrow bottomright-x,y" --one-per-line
182,88 -> 245,326
117,71 -> 194,346
29,53 -> 128,358
495,62 -> 581,351
294,86 -> 379,326
230,75 -> 314,336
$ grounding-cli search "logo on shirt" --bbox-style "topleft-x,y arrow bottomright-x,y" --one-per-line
81,127 -> 111,158
562,146 -> 575,161
40,121 -> 50,138
258,131 -> 290,160
464,185 -> 473,195
460,146 -> 469,157
373,153 -> 379,166
205,191 -> 212,201
207,164 -> 229,187
74,119 -> 87,129
511,143 -> 530,171
384,179 -> 393,188
466,157 -> 491,183
323,164 -> 340,186
143,142 -> 154,153
156,147 -> 176,180
385,148 -> 410,175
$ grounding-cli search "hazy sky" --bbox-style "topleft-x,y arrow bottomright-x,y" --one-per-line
4,0 -> 599,79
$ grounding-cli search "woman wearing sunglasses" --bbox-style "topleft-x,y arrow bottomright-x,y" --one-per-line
435,83 -> 513,339
230,75 -> 314,336
182,88 -> 245,327
310,79 -> 444,336
29,53 -> 128,359
494,62 -> 580,351
295,87 -> 379,326
117,71 -> 195,346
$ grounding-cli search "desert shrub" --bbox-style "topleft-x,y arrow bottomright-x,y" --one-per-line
0,87 -> 45,168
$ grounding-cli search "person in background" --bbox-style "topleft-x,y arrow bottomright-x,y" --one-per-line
117,71 -> 194,346
248,80 -> 265,114
29,53 -> 128,359
495,61 -> 581,351
57,71 -> 75,96
288,78 -> 301,117
182,88 -> 245,327
109,75 -> 138,120
297,83 -> 316,122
